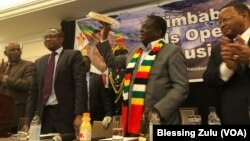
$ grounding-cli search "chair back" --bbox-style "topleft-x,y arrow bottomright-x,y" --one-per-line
0,94 -> 14,137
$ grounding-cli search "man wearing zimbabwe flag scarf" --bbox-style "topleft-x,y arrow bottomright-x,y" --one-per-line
97,15 -> 189,136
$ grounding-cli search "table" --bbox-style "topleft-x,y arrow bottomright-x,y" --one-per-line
0,138 -> 53,141
100,137 -> 138,141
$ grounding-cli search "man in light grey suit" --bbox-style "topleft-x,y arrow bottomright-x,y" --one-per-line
0,43 -> 34,133
97,15 -> 189,136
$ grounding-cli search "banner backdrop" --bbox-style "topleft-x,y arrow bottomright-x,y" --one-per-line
74,0 -> 250,82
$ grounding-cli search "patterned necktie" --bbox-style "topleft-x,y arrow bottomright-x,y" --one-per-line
43,51 -> 57,100
4,63 -> 13,75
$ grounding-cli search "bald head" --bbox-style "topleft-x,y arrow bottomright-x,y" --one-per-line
4,43 -> 22,63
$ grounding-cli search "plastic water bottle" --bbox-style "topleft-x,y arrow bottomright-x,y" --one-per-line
149,113 -> 160,141
79,113 -> 91,141
29,111 -> 41,141
208,107 -> 221,125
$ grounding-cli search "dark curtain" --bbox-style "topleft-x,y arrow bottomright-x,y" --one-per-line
182,82 -> 220,124
61,20 -> 75,49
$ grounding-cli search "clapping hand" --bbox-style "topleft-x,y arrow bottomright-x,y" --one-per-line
220,37 -> 238,70
230,35 -> 250,64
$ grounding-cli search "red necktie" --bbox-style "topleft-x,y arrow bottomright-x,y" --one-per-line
43,51 -> 57,100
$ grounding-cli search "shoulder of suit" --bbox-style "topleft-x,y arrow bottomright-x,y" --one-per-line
20,59 -> 34,64
35,54 -> 50,63
164,43 -> 177,48
15,60 -> 34,66
162,43 -> 180,52
63,49 -> 81,54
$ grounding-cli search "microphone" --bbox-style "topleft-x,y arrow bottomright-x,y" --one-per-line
52,133 -> 75,141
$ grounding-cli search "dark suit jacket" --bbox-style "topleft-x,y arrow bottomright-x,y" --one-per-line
26,50 -> 87,126
97,40 -> 189,124
203,39 -> 250,124
88,72 -> 114,123
0,59 -> 34,127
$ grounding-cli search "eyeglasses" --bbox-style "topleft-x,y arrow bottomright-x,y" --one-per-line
43,35 -> 61,40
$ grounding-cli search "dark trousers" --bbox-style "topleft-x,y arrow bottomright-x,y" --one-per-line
41,105 -> 74,134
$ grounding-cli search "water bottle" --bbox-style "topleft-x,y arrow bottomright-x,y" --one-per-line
79,113 -> 91,141
149,113 -> 160,141
29,111 -> 41,141
208,107 -> 221,125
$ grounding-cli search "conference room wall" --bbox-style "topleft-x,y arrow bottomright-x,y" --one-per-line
0,35 -> 50,62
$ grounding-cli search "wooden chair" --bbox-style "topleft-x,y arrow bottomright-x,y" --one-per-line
179,107 -> 198,125
0,94 -> 14,137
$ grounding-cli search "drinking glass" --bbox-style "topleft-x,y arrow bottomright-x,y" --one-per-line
112,116 -> 123,141
17,117 -> 29,140
187,115 -> 202,125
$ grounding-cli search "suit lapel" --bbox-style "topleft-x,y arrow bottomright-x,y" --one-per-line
89,72 -> 96,86
9,61 -> 20,76
236,38 -> 250,78
89,72 -> 93,98
3,62 -> 8,73
54,50 -> 64,79
41,55 -> 50,80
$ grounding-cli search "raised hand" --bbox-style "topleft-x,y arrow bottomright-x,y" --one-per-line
99,21 -> 111,41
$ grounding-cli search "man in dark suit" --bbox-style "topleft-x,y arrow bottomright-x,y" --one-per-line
0,43 -> 34,133
26,28 -> 87,137
97,15 -> 189,135
82,56 -> 114,126
203,2 -> 250,124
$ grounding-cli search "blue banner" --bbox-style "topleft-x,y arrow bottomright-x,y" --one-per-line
74,0 -> 250,82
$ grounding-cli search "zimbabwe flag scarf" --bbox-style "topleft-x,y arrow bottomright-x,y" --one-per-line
122,39 -> 165,135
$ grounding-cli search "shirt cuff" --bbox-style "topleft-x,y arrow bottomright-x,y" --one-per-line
220,62 -> 234,82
